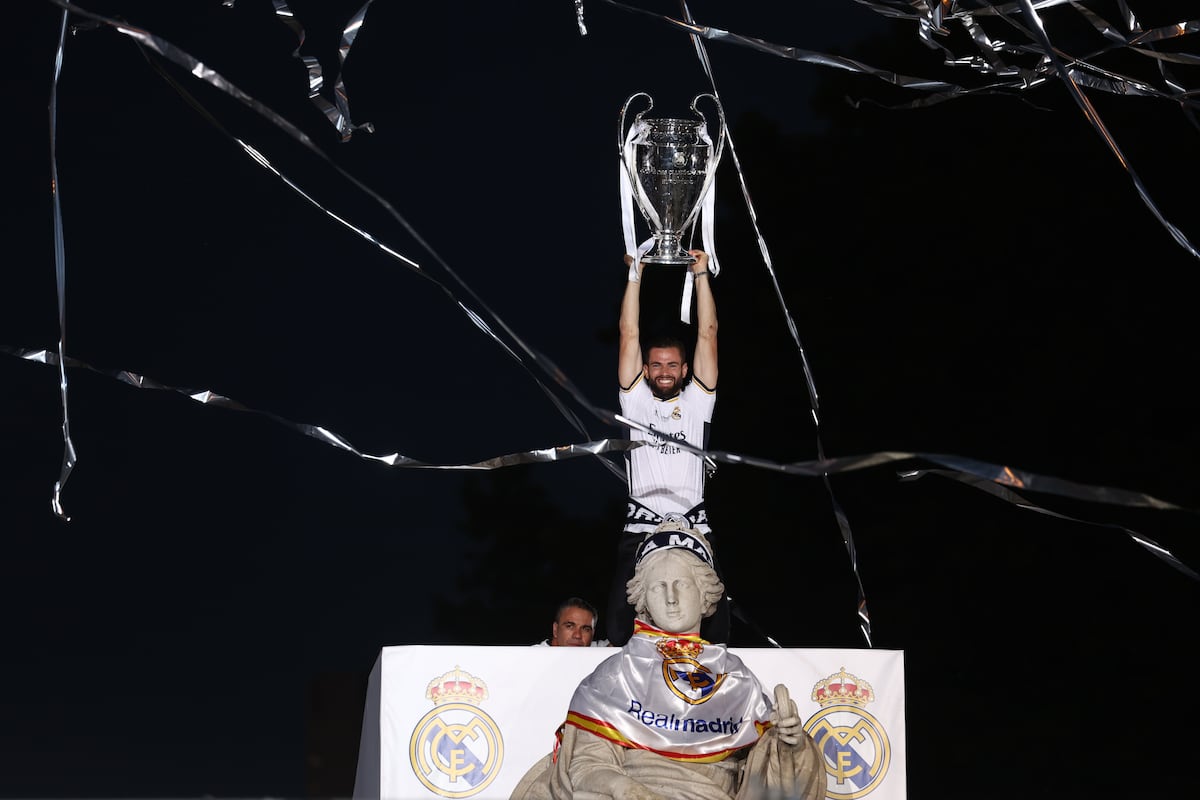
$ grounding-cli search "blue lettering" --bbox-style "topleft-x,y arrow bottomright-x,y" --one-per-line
627,705 -> 747,740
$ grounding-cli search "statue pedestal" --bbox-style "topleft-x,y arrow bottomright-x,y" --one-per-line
352,645 -> 906,800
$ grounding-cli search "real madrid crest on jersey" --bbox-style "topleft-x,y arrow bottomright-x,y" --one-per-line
805,667 -> 892,799
656,637 -> 726,704
409,666 -> 504,798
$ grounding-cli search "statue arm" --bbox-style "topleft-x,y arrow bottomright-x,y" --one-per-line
735,684 -> 826,800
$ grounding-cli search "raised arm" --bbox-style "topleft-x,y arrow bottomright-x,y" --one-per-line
689,250 -> 718,390
618,256 -> 645,390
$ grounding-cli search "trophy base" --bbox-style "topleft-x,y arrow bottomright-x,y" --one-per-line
639,233 -> 696,265
640,253 -> 697,265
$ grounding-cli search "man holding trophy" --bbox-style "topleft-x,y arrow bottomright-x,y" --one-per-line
608,248 -> 729,647
607,91 -> 730,646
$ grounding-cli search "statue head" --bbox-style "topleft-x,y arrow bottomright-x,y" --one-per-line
626,524 -> 724,634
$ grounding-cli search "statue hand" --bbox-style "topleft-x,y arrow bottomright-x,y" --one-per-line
771,684 -> 804,747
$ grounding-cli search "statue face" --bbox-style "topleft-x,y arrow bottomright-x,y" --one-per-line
641,550 -> 704,633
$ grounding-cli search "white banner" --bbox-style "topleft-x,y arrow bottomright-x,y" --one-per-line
353,645 -> 906,800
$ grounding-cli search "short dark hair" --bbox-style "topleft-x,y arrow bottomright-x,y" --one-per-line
555,596 -> 598,624
642,333 -> 688,365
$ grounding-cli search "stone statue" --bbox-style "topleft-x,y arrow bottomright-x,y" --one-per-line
511,524 -> 825,800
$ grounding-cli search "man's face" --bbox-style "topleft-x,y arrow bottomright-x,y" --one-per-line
644,346 -> 688,400
642,550 -> 704,634
551,606 -> 596,646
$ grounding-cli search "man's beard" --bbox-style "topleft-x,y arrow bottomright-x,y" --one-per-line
649,376 -> 680,400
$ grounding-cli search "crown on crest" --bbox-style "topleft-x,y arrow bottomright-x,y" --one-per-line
426,666 -> 489,706
656,637 -> 705,661
811,667 -> 873,707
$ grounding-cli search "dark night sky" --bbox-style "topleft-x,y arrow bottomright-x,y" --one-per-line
3,1 -> 1199,798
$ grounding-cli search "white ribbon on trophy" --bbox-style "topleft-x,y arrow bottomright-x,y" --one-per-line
619,93 -> 726,323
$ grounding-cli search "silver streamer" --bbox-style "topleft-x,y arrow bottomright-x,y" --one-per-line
43,0 -> 625,493
580,0 -> 1200,644
3,347 -> 638,472
900,468 -> 1200,581
676,0 -> 871,646
48,9 -> 76,521
24,1 -> 1195,659
595,0 -> 1200,259
575,0 -> 588,35
264,0 -> 376,141
6,344 -> 1196,583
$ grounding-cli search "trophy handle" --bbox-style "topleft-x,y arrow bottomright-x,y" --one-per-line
685,93 -> 726,258
618,92 -> 654,154
690,93 -> 726,169
618,92 -> 659,255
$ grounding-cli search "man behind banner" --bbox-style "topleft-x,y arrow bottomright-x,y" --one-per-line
511,524 -> 824,800
609,250 -> 730,647
533,597 -> 611,647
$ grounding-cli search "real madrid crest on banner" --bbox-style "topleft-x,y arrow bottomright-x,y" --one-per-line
408,666 -> 504,798
656,637 -> 725,704
805,667 -> 892,799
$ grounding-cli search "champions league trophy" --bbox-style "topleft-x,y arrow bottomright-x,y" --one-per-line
619,92 -> 726,266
